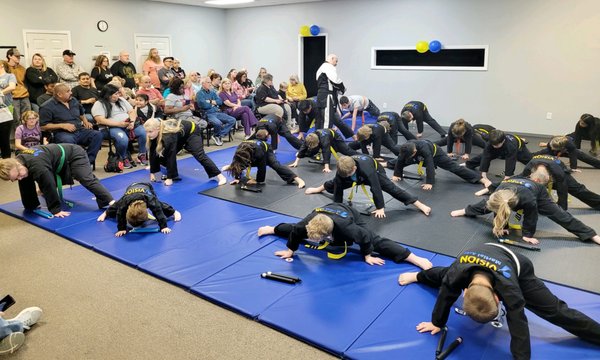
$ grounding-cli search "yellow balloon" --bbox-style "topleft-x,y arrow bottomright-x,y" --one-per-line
299,25 -> 311,36
416,41 -> 429,53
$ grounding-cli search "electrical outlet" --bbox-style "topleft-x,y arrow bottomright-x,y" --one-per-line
546,112 -> 552,120
382,102 -> 387,109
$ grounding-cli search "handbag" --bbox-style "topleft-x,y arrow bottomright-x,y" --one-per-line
104,136 -> 123,173
0,106 -> 13,123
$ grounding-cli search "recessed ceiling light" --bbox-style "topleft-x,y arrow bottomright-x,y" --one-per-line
205,0 -> 255,5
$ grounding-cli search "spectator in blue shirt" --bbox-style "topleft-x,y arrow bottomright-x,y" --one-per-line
196,77 -> 235,146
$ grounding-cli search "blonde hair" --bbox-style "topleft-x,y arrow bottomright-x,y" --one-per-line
486,189 -> 518,237
463,283 -> 498,323
305,133 -> 319,149
21,110 -> 39,124
337,156 -> 356,177
289,74 -> 299,83
0,159 -> 20,180
31,53 -> 47,71
126,200 -> 148,227
357,125 -> 373,141
530,166 -> 550,185
306,214 -> 334,240
378,120 -> 390,132
144,118 -> 182,156
255,129 -> 269,140
451,119 -> 467,138
219,78 -> 232,93
549,136 -> 568,152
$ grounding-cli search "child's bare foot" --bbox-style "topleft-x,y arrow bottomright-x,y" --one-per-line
295,177 -> 305,189
415,201 -> 431,216
173,211 -> 182,222
405,254 -> 432,270
247,179 -> 257,185
257,225 -> 275,237
450,209 -> 466,217
305,186 -> 323,195
164,179 -> 173,186
398,272 -> 419,286
216,174 -> 227,186
592,235 -> 600,245
481,177 -> 492,188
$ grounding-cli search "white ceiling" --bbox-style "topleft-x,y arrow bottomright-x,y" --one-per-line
149,0 -> 329,9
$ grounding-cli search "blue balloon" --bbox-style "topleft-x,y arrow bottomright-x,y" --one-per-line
310,25 -> 320,36
429,40 -> 442,53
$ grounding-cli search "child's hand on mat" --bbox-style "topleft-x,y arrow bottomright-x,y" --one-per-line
288,160 -> 299,168
274,249 -> 294,259
447,152 -> 456,158
115,230 -> 127,237
161,227 -> 172,234
364,254 -> 385,266
571,168 -> 582,173
416,322 -> 441,334
421,184 -> 433,191
372,208 -> 386,218
522,236 -> 539,245
392,176 -> 402,182
461,153 -> 470,160
54,211 -> 71,218
322,166 -> 331,173
230,179 -> 240,185
97,212 -> 107,222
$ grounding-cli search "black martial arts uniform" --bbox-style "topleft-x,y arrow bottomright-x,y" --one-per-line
388,140 -> 482,185
401,101 -> 446,137
316,61 -> 354,137
377,111 -> 416,145
296,129 -> 357,165
572,115 -> 600,154
417,243 -> 600,360
323,154 -> 418,209
521,154 -> 600,210
148,119 -> 221,181
104,182 -> 176,232
16,144 -> 113,214
249,114 -> 302,150
465,176 -> 597,241
466,133 -> 532,177
237,140 -> 297,184
435,120 -> 487,155
299,99 -> 354,139
274,202 -> 411,262
534,136 -> 600,170
349,123 -> 400,158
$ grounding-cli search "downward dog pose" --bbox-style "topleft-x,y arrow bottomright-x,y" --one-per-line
97,182 -> 182,237
223,132 -> 305,188
387,140 -> 492,190
398,243 -> 600,360
258,202 -> 432,268
248,114 -> 302,151
377,111 -> 416,145
536,135 -> 600,170
339,95 -> 380,131
400,101 -> 446,138
305,154 -> 431,218
144,118 -> 226,186
349,122 -> 400,160
450,173 -> 600,245
289,128 -> 358,173
434,119 -> 487,160
297,98 -> 354,139
0,144 -> 113,217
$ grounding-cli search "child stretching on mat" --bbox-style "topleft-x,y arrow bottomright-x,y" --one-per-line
398,243 -> 600,360
536,135 -> 600,171
258,202 -> 432,268
289,128 -> 358,173
144,118 -> 227,186
450,169 -> 600,245
348,122 -> 400,160
97,182 -> 181,237
434,118 -> 487,160
222,130 -> 305,188
305,155 -> 431,218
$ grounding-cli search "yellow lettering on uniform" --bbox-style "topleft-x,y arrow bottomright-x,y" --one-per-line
125,188 -> 147,195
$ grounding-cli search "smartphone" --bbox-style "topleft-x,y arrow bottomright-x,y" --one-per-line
0,295 -> 15,312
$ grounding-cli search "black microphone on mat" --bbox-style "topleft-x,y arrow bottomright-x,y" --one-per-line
436,337 -> 463,360
435,326 -> 448,356
260,272 -> 301,284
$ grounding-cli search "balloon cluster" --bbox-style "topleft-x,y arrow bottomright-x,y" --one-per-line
299,25 -> 321,36
415,40 -> 443,53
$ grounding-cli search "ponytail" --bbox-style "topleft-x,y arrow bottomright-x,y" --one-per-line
227,142 -> 255,178
451,118 -> 467,138
486,189 -> 518,237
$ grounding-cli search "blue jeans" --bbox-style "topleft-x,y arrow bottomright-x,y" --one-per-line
53,128 -> 104,164
206,112 -> 235,137
103,126 -> 147,159
241,98 -> 255,112
0,317 -> 23,339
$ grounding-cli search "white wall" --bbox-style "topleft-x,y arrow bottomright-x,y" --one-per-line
3,0 -> 226,78
225,0 -> 600,135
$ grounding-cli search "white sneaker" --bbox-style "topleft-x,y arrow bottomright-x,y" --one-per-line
0,332 -> 25,355
215,136 -> 224,146
8,307 -> 43,330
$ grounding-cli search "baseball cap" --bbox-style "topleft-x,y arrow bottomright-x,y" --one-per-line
6,48 -> 23,58
62,50 -> 76,56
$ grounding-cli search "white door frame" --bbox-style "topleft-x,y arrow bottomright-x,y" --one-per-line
22,29 -> 72,66
297,33 -> 328,82
133,33 -> 173,69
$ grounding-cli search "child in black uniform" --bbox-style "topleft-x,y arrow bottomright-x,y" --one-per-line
305,154 -> 431,218
223,132 -> 305,188
434,119 -> 487,160
466,129 -> 533,182
257,202 -> 432,268
0,144 -> 114,217
97,182 -> 181,237
377,111 -> 416,145
297,99 -> 354,139
248,114 -> 302,151
450,174 -> 600,245
572,113 -> 600,155
398,243 -> 600,360
289,128 -> 358,173
349,122 -> 400,160
536,135 -> 600,170
144,118 -> 227,186
387,140 -> 491,190
400,101 -> 446,138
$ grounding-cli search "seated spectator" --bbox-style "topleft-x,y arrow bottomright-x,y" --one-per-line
226,68 -> 237,82
133,94 -> 159,127
110,50 -> 137,89
210,73 -> 222,91
232,70 -> 255,111
25,53 -> 58,112
255,74 -> 293,128
255,67 -> 267,88
279,82 -> 298,124
92,84 -> 147,168
71,72 -> 99,122
172,59 -> 186,79
108,77 -> 135,107
15,110 -> 46,153
189,71 -> 202,94
157,57 -> 175,92
90,54 -> 113,91
0,60 -> 16,159
137,75 -> 165,108
219,78 -> 257,138
142,48 -> 162,89
55,50 -> 84,89
39,83 -> 103,166
286,74 -> 307,105
36,80 -> 55,108
164,78 -> 205,127
196,76 -> 235,146
0,306 -> 43,355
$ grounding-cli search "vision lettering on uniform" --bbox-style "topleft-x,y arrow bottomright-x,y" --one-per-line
459,255 -> 498,271
533,155 -> 555,161
125,188 -> 149,195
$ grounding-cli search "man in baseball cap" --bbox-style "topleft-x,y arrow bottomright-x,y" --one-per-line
56,50 -> 84,88
6,48 -> 30,124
